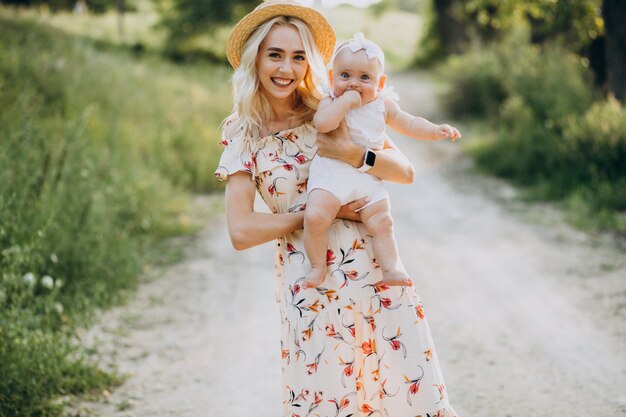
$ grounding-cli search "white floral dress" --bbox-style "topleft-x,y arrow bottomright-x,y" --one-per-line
215,119 -> 459,417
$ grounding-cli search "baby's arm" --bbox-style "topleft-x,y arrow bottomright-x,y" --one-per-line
385,99 -> 461,141
314,91 -> 362,133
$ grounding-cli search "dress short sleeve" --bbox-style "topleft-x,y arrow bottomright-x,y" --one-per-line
214,116 -> 254,181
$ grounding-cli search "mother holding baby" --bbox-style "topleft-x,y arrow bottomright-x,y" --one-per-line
215,1 -> 459,415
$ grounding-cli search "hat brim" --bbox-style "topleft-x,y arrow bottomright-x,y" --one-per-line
227,2 -> 335,68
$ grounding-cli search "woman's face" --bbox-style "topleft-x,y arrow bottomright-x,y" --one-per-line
256,24 -> 308,106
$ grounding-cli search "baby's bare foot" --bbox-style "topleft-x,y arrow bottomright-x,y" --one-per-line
303,267 -> 326,289
381,269 -> 413,287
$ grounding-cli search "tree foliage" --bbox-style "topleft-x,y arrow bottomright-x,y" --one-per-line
156,0 -> 258,59
463,0 -> 603,50
420,0 -> 604,62
368,0 -> 424,16
0,0 -> 116,13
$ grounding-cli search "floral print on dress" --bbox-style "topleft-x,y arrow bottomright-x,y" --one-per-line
215,119 -> 459,417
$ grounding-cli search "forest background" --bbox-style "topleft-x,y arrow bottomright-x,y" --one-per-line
0,0 -> 625,415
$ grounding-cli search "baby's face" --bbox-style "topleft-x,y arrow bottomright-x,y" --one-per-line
330,48 -> 385,105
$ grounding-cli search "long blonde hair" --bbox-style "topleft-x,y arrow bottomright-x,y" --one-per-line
229,16 -> 327,142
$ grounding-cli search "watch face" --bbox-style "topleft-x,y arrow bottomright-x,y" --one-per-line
365,150 -> 377,166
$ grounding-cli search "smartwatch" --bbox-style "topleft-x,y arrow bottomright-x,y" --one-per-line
357,148 -> 376,172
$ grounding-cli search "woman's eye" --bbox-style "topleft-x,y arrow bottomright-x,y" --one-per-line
269,52 -> 280,58
294,54 -> 306,61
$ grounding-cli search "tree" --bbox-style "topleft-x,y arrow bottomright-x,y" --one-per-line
418,0 -> 604,63
0,0 -> 114,12
602,0 -> 626,101
156,0 -> 258,60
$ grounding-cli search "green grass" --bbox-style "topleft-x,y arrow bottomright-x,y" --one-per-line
0,11 -> 231,416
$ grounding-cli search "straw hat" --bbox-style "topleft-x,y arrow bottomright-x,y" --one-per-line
226,0 -> 336,68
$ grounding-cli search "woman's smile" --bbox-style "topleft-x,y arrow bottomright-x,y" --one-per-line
272,77 -> 294,87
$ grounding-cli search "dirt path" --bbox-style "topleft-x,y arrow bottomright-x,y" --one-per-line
70,72 -> 626,417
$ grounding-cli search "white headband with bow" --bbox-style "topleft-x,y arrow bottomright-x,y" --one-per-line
330,32 -> 385,72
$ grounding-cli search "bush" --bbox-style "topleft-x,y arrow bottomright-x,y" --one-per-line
0,310 -> 120,417
499,41 -> 593,122
472,94 -> 566,187
442,34 -> 593,121
441,47 -> 506,118
469,40 -> 593,185
443,32 -> 626,230
561,98 -> 626,210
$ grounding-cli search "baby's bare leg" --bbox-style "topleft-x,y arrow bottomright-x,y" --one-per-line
303,189 -> 341,288
359,199 -> 412,286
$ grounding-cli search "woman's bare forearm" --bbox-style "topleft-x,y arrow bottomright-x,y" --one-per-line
368,144 -> 415,183
316,123 -> 414,184
334,138 -> 414,184
229,210 -> 305,250
225,173 -> 304,250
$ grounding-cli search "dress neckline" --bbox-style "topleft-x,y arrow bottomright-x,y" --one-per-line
258,122 -> 312,141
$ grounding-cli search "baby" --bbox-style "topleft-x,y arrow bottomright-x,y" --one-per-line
303,33 -> 460,289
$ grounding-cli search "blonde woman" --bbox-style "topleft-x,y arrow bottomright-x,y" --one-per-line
215,1 -> 459,416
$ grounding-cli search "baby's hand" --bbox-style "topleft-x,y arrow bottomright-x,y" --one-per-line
341,90 -> 362,109
435,124 -> 461,141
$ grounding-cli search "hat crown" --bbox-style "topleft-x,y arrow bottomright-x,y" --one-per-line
226,0 -> 335,68
256,0 -> 302,9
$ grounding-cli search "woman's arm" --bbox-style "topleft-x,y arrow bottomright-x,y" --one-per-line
225,171 -> 367,250
316,121 -> 415,184
225,172 -> 305,250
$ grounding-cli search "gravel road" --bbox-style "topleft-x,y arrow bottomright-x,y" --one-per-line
69,72 -> 626,417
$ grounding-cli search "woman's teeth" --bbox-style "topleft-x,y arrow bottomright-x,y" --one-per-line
272,78 -> 293,86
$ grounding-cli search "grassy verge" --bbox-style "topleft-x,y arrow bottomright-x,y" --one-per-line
439,33 -> 626,234
0,13 -> 230,416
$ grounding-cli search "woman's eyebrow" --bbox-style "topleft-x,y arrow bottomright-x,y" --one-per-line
267,47 -> 306,54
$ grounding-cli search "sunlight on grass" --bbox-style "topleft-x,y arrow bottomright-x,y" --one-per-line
0,0 -> 164,48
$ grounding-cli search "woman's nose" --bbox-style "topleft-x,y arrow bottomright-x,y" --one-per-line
279,59 -> 292,73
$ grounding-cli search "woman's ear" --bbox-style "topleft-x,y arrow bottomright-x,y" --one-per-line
378,74 -> 387,91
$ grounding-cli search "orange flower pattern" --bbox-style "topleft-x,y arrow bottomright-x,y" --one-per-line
215,123 -> 458,417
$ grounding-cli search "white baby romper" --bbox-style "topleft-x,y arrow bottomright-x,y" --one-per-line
307,87 -> 399,206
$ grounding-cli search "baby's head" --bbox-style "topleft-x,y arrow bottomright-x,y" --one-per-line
329,33 -> 386,105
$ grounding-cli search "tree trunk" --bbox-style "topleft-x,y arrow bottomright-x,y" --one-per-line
432,0 -> 467,54
116,0 -> 125,40
602,0 -> 626,102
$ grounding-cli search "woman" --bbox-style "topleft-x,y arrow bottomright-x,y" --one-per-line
215,1 -> 459,415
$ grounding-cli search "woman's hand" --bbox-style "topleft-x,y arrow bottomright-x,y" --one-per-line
335,197 -> 370,222
316,121 -> 363,167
